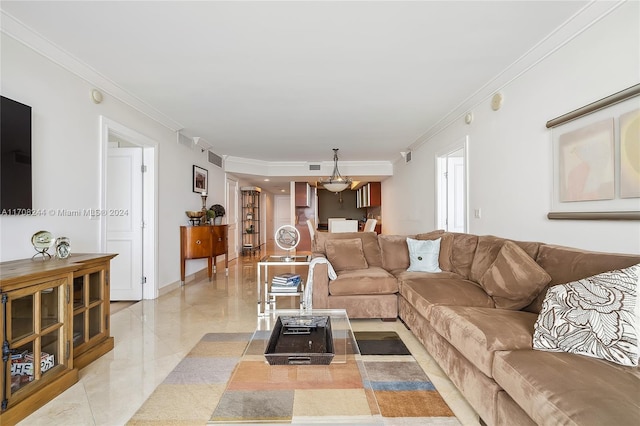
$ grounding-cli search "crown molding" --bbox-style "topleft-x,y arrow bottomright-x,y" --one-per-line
408,0 -> 626,151
1,9 -> 183,131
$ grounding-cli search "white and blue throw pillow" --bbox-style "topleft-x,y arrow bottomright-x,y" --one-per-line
406,237 -> 442,273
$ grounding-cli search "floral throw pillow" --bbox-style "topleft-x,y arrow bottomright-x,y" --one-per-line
532,263 -> 639,366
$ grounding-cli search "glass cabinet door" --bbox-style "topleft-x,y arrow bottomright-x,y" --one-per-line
4,278 -> 66,398
72,267 -> 106,353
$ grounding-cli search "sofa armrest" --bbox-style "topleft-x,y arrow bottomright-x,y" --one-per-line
311,260 -> 330,309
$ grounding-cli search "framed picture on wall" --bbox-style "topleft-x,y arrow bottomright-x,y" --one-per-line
193,165 -> 208,194
547,84 -> 640,220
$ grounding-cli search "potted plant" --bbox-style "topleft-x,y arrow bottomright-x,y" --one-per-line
210,204 -> 225,225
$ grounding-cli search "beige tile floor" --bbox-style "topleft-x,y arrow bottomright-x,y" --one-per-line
18,245 -> 479,426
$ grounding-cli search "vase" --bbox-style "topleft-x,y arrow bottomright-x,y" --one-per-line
214,216 -> 222,225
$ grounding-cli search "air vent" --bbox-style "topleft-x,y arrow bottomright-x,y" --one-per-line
176,131 -> 193,149
208,151 -> 223,168
309,164 -> 321,171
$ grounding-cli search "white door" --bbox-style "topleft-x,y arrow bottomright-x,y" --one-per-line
437,144 -> 467,233
448,155 -> 466,232
273,195 -> 291,242
107,147 -> 143,300
226,177 -> 239,261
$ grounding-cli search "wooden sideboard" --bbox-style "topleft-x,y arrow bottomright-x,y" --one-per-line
0,253 -> 116,426
180,225 -> 228,284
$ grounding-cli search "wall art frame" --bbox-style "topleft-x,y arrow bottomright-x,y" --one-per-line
547,84 -> 640,220
192,165 -> 208,194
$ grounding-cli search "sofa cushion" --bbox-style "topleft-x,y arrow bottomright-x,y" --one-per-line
399,278 -> 494,317
429,306 -> 538,377
325,238 -> 368,272
328,267 -> 398,296
406,237 -> 442,272
416,231 -> 454,272
469,235 -> 541,283
441,233 -> 479,279
393,269 -> 462,281
533,263 -> 639,367
315,231 -> 383,268
479,241 -> 551,310
526,244 -> 640,313
493,350 -> 640,426
378,234 -> 414,271
414,229 -> 445,240
378,231 -> 450,272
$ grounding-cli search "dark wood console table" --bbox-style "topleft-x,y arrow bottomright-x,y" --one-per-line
179,225 -> 228,284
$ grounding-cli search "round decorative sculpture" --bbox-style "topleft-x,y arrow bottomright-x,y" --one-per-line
274,225 -> 300,261
31,230 -> 54,259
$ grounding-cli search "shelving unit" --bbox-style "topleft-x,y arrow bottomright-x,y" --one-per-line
241,186 -> 261,256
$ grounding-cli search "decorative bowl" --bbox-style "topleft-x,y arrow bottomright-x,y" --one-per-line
185,210 -> 205,219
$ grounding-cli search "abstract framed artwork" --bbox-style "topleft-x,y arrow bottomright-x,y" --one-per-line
620,108 -> 640,199
193,165 -> 208,194
558,118 -> 615,203
547,84 -> 640,220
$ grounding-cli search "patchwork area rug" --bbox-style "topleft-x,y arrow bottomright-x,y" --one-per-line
128,332 -> 458,425
127,333 -> 252,425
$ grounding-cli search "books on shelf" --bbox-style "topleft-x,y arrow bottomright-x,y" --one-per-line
270,285 -> 299,293
272,273 -> 301,284
271,273 -> 301,292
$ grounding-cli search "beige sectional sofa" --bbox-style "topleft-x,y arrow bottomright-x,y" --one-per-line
310,230 -> 640,426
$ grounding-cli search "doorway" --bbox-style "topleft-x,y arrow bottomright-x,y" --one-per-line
273,195 -> 291,241
437,138 -> 468,233
100,117 -> 158,300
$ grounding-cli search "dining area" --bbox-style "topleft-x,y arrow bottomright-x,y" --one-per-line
294,184 -> 382,251
306,217 -> 378,242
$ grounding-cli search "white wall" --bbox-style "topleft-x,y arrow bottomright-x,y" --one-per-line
0,34 -> 227,291
383,3 -> 640,254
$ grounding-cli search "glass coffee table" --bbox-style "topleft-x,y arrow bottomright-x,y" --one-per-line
209,309 -> 383,424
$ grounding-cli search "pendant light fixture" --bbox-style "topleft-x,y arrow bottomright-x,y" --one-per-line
322,148 -> 352,193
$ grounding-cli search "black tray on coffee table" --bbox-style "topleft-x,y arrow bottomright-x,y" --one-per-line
264,316 -> 334,365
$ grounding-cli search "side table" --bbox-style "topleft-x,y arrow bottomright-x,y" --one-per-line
256,254 -> 311,316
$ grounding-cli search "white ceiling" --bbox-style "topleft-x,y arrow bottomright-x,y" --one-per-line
2,1 -> 591,185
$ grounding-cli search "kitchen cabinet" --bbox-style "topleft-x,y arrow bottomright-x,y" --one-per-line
356,182 -> 381,208
295,182 -> 311,207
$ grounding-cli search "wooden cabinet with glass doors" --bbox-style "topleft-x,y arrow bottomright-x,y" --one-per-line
0,253 -> 115,425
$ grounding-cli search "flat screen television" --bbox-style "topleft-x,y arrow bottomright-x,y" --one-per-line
1,95 -> 32,213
